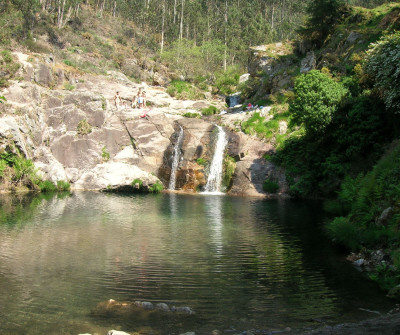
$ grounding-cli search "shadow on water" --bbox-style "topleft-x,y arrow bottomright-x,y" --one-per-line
0,192 -> 395,335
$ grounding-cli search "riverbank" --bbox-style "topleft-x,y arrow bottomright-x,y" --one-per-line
290,309 -> 400,335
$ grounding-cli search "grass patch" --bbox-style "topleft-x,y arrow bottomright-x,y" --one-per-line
196,158 -> 207,166
0,50 -> 20,88
201,105 -> 219,116
101,146 -> 110,162
148,181 -> 164,193
167,80 -> 203,100
183,112 -> 201,118
77,119 -> 92,135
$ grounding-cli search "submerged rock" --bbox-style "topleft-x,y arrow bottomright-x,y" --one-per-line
92,299 -> 196,320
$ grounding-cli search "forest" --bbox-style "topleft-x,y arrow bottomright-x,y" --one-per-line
0,0 -> 392,73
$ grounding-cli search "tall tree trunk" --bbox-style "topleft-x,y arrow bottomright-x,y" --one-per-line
57,0 -> 66,29
223,0 -> 228,71
99,0 -> 105,18
173,0 -> 177,24
61,5 -> 72,28
179,0 -> 185,40
271,4 -> 275,30
160,0 -> 166,54
74,3 -> 80,17
113,0 -> 117,17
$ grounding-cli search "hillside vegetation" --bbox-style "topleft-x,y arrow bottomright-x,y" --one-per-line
239,1 -> 400,292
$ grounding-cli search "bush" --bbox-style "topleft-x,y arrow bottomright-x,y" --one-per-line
201,105 -> 219,116
167,80 -> 203,100
223,155 -> 236,190
0,50 -> 20,87
214,66 -> 241,95
289,70 -> 348,135
263,178 -> 279,193
39,180 -> 57,192
57,180 -> 70,191
102,146 -> 110,162
132,178 -> 143,187
326,216 -> 361,250
363,31 -> 400,113
13,156 -> 38,185
148,181 -> 164,193
77,119 -> 92,135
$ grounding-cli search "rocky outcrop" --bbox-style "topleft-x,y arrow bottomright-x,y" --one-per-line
300,51 -> 316,73
247,43 -> 297,99
0,52 -> 287,196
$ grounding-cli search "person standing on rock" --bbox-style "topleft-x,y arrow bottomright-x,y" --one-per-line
142,91 -> 147,108
137,89 -> 144,109
132,88 -> 142,109
113,91 -> 121,111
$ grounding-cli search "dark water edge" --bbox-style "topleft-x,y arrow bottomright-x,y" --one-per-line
0,192 -> 395,335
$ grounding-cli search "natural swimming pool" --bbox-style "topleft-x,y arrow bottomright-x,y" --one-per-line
0,192 -> 394,334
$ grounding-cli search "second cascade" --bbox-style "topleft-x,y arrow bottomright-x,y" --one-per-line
204,125 -> 228,194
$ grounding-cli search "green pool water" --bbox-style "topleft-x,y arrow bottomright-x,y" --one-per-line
0,192 -> 394,334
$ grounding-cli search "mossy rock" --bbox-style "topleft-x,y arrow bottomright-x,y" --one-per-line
387,284 -> 400,300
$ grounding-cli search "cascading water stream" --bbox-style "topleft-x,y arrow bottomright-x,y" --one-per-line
204,125 -> 228,194
168,125 -> 184,190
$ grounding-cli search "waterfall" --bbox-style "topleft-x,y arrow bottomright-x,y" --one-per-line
227,92 -> 241,107
168,125 -> 184,190
204,125 -> 228,193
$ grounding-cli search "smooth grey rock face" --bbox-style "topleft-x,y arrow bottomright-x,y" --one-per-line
300,51 -> 316,73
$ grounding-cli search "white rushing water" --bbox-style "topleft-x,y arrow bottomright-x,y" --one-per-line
228,93 -> 241,107
168,125 -> 184,190
204,125 -> 228,193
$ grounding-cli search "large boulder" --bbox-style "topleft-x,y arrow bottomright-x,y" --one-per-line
73,162 -> 159,191
34,63 -> 54,87
300,51 -> 316,73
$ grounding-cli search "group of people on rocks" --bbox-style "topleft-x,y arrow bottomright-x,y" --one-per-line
113,88 -> 147,111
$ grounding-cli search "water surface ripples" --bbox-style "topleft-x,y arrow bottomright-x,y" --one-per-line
0,192 -> 394,334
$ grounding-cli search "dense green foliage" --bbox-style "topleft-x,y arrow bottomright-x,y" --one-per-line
326,143 -> 400,289
0,150 -> 70,192
166,80 -> 203,100
298,0 -> 350,46
148,181 -> 164,193
289,70 -> 348,135
222,155 -> 236,190
364,32 -> 400,113
0,50 -> 20,88
263,178 -> 279,193
201,105 -> 219,116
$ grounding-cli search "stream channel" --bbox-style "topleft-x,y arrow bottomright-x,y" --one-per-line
0,192 -> 395,334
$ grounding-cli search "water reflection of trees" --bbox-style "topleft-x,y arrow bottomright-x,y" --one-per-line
0,193 -> 70,228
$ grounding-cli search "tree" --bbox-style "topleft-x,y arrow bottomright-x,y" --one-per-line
299,0 -> 349,46
364,31 -> 400,113
289,70 -> 348,135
